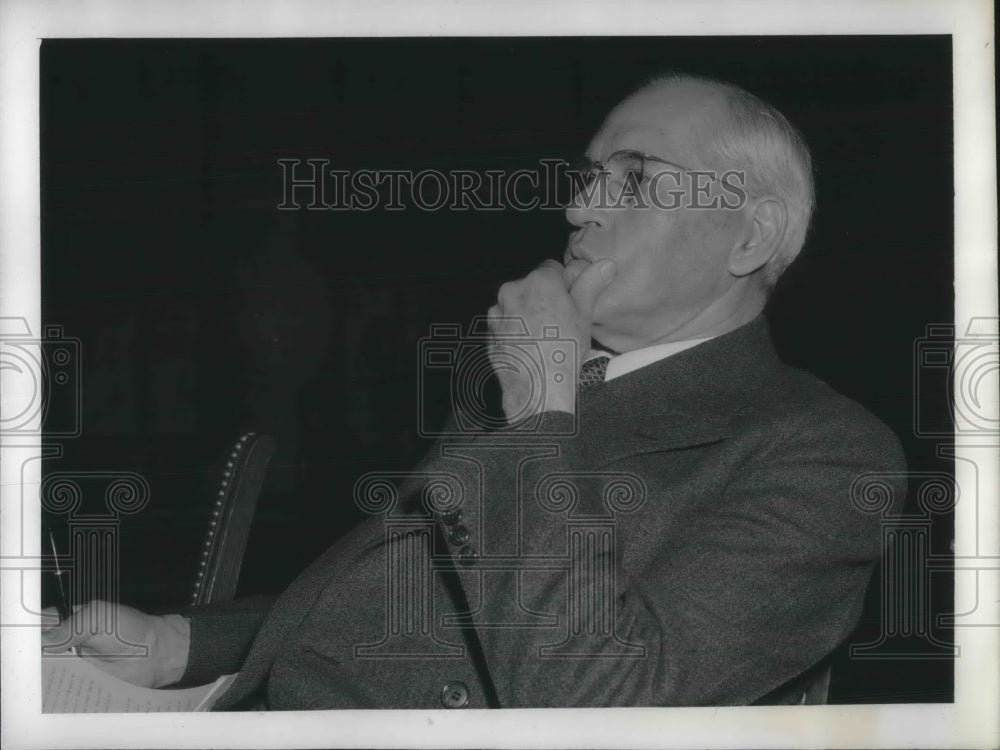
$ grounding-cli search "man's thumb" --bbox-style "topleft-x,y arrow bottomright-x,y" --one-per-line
569,259 -> 616,314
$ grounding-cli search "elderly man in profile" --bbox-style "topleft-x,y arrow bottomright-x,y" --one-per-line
44,73 -> 906,708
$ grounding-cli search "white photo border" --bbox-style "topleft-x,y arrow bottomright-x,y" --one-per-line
1,1 -> 996,748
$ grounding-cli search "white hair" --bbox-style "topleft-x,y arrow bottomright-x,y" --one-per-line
640,73 -> 816,290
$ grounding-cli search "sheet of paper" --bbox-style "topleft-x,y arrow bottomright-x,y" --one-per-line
42,656 -> 237,713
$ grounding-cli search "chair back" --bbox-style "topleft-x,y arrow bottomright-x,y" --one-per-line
191,432 -> 276,605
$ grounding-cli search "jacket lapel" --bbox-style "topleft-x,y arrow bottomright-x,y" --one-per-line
582,412 -> 731,466
576,316 -> 781,465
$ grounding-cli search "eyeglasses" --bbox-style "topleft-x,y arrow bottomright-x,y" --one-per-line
565,149 -> 694,195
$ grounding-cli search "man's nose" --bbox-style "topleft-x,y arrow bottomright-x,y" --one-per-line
564,190 -> 608,229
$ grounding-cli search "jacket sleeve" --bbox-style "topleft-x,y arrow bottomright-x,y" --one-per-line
431,408 -> 907,706
167,594 -> 277,686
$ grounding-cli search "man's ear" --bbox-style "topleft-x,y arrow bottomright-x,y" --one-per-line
728,197 -> 787,277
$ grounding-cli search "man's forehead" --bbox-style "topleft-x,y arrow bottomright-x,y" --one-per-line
589,81 -> 728,160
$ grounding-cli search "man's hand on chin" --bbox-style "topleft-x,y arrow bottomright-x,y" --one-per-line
487,258 -> 616,424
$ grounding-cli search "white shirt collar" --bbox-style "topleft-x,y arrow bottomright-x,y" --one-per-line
587,337 -> 714,382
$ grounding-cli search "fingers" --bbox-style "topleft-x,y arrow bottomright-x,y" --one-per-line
534,260 -> 567,293
537,258 -> 564,273
496,261 -> 565,310
41,617 -> 77,652
487,303 -> 522,337
40,607 -> 65,649
568,259 -> 616,315
562,259 -> 588,290
40,600 -> 101,652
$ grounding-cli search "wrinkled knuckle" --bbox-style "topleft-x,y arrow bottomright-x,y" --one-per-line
527,268 -> 547,283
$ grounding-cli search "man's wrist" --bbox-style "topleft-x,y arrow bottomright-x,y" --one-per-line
154,614 -> 191,688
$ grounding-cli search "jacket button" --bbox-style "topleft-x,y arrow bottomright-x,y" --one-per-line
441,507 -> 463,526
448,524 -> 470,545
458,545 -> 478,565
440,681 -> 470,708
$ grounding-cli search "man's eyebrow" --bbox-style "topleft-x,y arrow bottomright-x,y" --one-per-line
602,127 -> 682,159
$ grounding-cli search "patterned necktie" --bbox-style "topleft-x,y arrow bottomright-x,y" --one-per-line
578,354 -> 611,392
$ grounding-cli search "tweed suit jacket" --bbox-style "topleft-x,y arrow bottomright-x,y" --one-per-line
182,316 -> 907,709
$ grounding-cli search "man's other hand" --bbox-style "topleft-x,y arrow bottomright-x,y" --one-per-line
42,600 -> 191,689
488,259 -> 616,420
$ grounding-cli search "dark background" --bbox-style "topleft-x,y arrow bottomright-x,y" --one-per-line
40,36 -> 954,703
